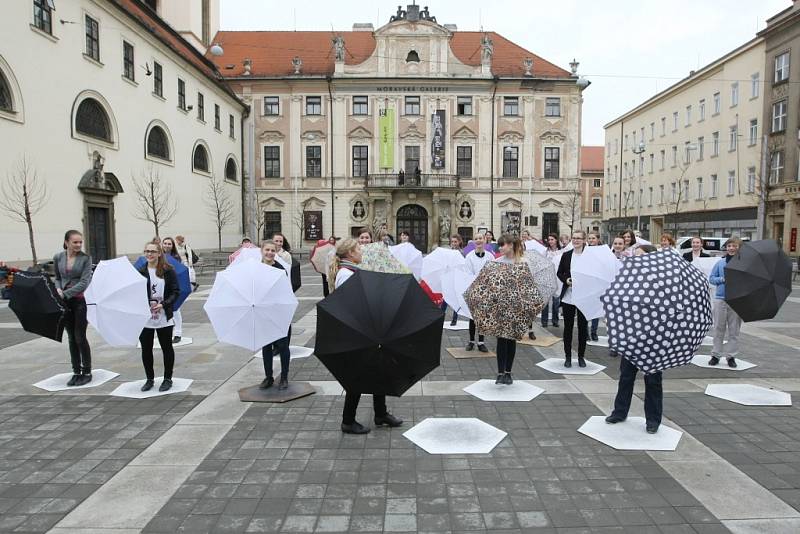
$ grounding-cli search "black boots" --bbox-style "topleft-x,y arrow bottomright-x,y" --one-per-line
564,356 -> 572,368
141,379 -> 154,392
159,378 -> 173,392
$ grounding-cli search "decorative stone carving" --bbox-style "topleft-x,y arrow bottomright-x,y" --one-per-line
498,130 -> 524,143
350,195 -> 368,222
348,126 -> 373,139
399,123 -> 426,140
452,125 -> 477,140
456,195 -> 475,222
243,58 -> 252,76
540,130 -> 567,144
439,211 -> 451,241
259,130 -> 285,142
332,36 -> 345,62
291,56 -> 303,74
301,130 -> 327,141
523,57 -> 533,76
481,34 -> 494,64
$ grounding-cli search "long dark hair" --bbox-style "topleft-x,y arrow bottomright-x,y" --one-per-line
63,230 -> 82,250
547,233 -> 561,251
621,229 -> 637,248
161,237 -> 181,261
145,238 -> 173,278
273,232 -> 291,252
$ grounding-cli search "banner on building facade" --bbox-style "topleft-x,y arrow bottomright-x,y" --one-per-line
304,211 -> 323,241
431,110 -> 445,169
501,211 -> 522,236
379,108 -> 394,169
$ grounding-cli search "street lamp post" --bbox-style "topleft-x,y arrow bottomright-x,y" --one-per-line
631,141 -> 646,233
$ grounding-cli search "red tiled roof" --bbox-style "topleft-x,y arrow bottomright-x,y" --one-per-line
208,30 -> 570,78
581,146 -> 604,172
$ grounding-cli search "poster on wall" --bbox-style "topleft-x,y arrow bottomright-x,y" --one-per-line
431,110 -> 446,169
304,211 -> 323,241
501,211 -> 521,236
379,108 -> 395,169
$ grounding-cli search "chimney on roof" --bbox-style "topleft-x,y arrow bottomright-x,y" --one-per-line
352,23 -> 374,31
444,24 -> 457,31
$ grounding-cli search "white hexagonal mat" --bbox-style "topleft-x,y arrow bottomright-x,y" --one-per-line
578,416 -> 683,451
536,358 -> 606,375
463,379 -> 544,402
110,377 -> 193,399
33,369 -> 119,392
587,335 -> 609,347
403,418 -> 507,454
443,320 -> 470,331
691,355 -> 756,371
254,346 -> 314,360
705,384 -> 791,406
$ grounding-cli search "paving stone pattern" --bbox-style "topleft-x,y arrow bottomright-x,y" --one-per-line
144,394 -> 726,533
0,395 -> 199,533
667,392 -> 800,513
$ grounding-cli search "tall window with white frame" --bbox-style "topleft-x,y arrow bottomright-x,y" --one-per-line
229,114 -> 235,138
713,92 -> 721,114
770,151 -> 784,184
197,92 -> 204,121
659,149 -> 665,170
730,82 -> 739,107
153,61 -> 162,97
352,96 -> 368,116
404,96 -> 420,115
457,96 -> 472,115
263,96 -> 279,116
123,41 -> 135,81
405,146 -> 420,174
672,111 -> 678,131
33,0 -> 53,34
177,78 -> 185,110
748,119 -> 758,145
729,125 -> 737,151
660,117 -> 666,136
264,146 -> 280,177
214,104 -> 220,130
751,73 -> 760,98
772,100 -> 787,133
685,105 -> 691,126
352,145 -> 368,177
696,177 -> 703,200
727,171 -> 736,196
659,184 -> 664,204
503,146 -> 519,178
592,197 -> 600,213
648,187 -> 653,207
775,51 -> 790,83
649,122 -> 655,140
545,97 -> 560,117
456,146 -> 472,177
711,174 -> 718,197
697,137 -> 704,160
712,132 -> 720,156
306,146 -> 322,177
699,99 -> 705,121
503,97 -> 519,116
544,147 -> 560,179
306,96 -> 321,115
85,15 -> 100,61
671,145 -> 677,166
746,167 -> 756,193
682,179 -> 689,202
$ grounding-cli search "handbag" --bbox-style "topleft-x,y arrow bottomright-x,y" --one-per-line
190,249 -> 199,264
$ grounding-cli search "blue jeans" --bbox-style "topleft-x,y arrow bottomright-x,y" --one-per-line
262,336 -> 290,380
541,296 -> 560,326
611,357 -> 663,428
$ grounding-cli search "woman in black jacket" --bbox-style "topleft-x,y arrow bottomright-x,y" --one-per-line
557,231 -> 589,368
682,236 -> 710,262
138,239 -> 179,392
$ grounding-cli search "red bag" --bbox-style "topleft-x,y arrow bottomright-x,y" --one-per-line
419,280 -> 444,307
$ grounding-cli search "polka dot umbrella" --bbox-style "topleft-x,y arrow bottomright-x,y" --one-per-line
600,249 -> 713,373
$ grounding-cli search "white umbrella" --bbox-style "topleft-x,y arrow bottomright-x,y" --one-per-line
231,246 -> 262,266
84,257 -> 151,347
692,256 -> 720,279
570,245 -> 622,320
440,266 -> 475,320
421,247 -> 466,293
389,243 -> 423,280
524,239 -> 547,256
204,260 -> 298,351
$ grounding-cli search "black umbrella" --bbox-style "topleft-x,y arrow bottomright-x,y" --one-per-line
290,257 -> 302,293
9,271 -> 67,342
601,250 -> 712,373
315,270 -> 444,396
725,239 -> 793,322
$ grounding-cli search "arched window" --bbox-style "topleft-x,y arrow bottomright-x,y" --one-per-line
193,144 -> 209,172
0,70 -> 12,112
225,157 -> 238,182
75,98 -> 112,142
406,50 -> 420,63
146,125 -> 170,160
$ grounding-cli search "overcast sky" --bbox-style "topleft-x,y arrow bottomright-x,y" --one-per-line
221,0 -> 789,146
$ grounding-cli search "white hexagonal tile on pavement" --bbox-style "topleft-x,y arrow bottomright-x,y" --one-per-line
403,418 -> 507,454
587,335 -> 609,347
536,358 -> 606,375
254,346 -> 314,360
443,320 -> 470,331
705,384 -> 792,406
463,379 -> 545,402
33,369 -> 119,392
110,377 -> 193,399
691,355 -> 757,371
578,416 -> 683,451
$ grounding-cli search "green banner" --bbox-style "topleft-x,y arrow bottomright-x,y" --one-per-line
379,108 -> 394,169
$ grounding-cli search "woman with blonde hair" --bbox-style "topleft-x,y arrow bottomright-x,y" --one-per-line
328,238 -> 402,433
493,233 -> 526,384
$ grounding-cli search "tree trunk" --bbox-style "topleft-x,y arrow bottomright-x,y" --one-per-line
26,217 -> 37,267
217,225 -> 222,252
22,182 -> 37,267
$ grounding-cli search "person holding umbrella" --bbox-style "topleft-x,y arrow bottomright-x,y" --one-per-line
357,228 -> 373,246
54,230 -> 93,386
587,233 -> 602,342
492,233 -> 527,384
162,237 -> 184,344
442,234 -> 465,326
709,237 -> 742,368
138,239 -> 179,392
541,234 -> 562,328
259,240 -> 292,390
399,231 -> 411,244
558,230 -> 589,368
329,238 -> 402,434
464,232 -> 492,352
683,236 -> 710,262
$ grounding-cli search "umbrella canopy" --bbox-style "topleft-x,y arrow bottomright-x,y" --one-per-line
310,243 -> 335,274
464,262 -> 544,340
389,242 -> 423,280
134,255 -> 191,310
602,249 -> 713,373
84,257 -> 151,347
524,239 -> 547,255
228,243 -> 258,264
440,266 -> 476,320
360,243 -> 412,275
315,271 -> 443,396
524,250 -> 559,300
570,245 -> 622,320
421,247 -> 466,293
231,246 -> 262,266
725,239 -> 793,322
9,271 -> 66,342
204,259 -> 298,351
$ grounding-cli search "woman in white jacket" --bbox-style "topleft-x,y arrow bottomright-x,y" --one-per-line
174,235 -> 197,290
463,232 -> 493,352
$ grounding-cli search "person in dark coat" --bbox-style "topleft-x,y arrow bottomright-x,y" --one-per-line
682,236 -> 710,262
138,239 -> 180,392
557,230 -> 589,368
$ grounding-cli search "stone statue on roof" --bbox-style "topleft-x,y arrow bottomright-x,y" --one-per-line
481,34 -> 494,63
332,35 -> 345,62
390,5 -> 406,22
420,6 -> 436,23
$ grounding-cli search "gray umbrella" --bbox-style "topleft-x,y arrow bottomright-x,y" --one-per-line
524,250 -> 558,301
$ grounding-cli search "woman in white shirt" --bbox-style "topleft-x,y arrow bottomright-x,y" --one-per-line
138,239 -> 180,392
493,233 -> 526,385
463,233 -> 493,352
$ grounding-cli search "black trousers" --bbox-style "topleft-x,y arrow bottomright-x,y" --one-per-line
342,392 -> 387,425
561,303 -> 588,358
468,320 -> 484,343
611,357 -> 663,427
262,336 -> 290,380
496,337 -> 517,373
64,298 -> 91,374
321,274 -> 329,297
139,326 -> 175,380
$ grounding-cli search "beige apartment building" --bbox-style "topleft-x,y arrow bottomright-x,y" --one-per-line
603,38 -> 765,243
210,4 -> 589,251
579,146 -> 604,235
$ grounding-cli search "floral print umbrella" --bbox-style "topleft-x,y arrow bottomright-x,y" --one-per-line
360,243 -> 411,275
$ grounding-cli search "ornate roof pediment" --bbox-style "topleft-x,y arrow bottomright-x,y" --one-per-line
452,125 -> 478,140
300,130 -> 327,141
540,130 -> 566,143
498,129 -> 525,143
399,123 -> 426,140
539,197 -> 564,208
259,130 -> 285,143
348,126 -> 373,139
498,197 -> 522,208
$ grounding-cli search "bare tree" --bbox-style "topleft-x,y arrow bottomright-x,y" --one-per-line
668,162 -> 691,235
560,179 -> 582,233
204,176 -> 236,251
0,156 -> 48,266
132,166 -> 177,238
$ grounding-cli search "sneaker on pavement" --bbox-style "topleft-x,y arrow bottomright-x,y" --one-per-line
477,343 -> 489,353
727,357 -> 737,368
708,356 -> 720,366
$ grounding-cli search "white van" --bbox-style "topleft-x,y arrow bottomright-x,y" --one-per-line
676,236 -> 730,257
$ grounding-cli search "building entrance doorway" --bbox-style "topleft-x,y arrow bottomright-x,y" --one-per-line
542,212 -> 559,239
396,204 -> 428,251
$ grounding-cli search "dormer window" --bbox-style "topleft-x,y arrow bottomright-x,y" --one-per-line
406,50 -> 420,63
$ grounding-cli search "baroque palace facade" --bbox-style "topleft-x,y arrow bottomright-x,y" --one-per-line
212,4 -> 588,251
